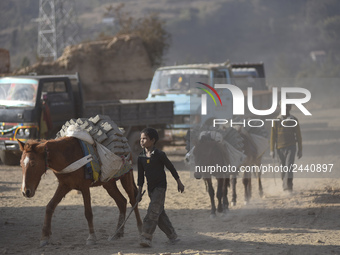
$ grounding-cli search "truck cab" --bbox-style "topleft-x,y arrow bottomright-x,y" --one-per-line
231,62 -> 267,91
146,62 -> 234,141
0,74 -> 82,164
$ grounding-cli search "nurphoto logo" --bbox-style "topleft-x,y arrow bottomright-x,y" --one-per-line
196,82 -> 223,115
198,83 -> 312,128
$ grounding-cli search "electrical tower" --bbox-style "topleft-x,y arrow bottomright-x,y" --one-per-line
37,0 -> 79,61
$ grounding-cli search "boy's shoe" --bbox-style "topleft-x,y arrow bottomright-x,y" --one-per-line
140,237 -> 152,248
167,237 -> 180,245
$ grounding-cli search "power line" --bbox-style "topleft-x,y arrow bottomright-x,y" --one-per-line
37,0 -> 79,61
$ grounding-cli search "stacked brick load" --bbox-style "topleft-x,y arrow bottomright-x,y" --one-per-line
57,115 -> 131,157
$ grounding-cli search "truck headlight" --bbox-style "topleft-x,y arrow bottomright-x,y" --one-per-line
24,128 -> 30,136
16,128 -> 31,138
18,129 -> 24,136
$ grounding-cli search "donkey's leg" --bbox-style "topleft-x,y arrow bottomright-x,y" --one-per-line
103,181 -> 127,239
222,178 -> 229,214
216,178 -> 224,213
231,174 -> 237,206
120,171 -> 143,234
255,157 -> 263,198
258,172 -> 264,198
204,178 -> 216,218
248,172 -> 252,200
41,184 -> 71,247
242,172 -> 251,205
80,187 -> 97,245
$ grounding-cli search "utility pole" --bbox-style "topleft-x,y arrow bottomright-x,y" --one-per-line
37,0 -> 79,61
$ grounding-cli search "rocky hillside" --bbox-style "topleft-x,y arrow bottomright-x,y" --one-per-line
2,0 -> 340,80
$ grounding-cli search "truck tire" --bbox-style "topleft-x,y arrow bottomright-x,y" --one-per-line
0,151 -> 21,165
127,131 -> 141,164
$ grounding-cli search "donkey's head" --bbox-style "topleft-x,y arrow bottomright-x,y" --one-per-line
18,140 -> 47,198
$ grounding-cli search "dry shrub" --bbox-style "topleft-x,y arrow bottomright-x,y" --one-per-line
105,3 -> 171,67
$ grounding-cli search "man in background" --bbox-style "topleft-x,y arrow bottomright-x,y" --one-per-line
270,104 -> 303,193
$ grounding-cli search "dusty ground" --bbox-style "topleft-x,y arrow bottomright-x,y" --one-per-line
1,107 -> 340,255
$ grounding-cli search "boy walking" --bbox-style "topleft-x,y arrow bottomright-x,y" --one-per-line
137,128 -> 185,247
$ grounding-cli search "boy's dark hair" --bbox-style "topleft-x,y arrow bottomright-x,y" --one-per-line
141,127 -> 159,144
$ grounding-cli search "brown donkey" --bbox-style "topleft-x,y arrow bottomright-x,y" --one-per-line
18,137 -> 142,247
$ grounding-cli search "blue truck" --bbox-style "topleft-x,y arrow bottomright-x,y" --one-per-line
146,61 -> 273,143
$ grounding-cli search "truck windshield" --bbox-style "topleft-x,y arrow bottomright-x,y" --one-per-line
0,78 -> 38,107
149,69 -> 209,95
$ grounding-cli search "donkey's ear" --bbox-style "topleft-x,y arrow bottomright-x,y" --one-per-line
35,143 -> 46,154
17,139 -> 26,151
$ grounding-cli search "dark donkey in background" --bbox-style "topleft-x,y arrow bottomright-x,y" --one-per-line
193,133 -> 231,217
18,137 -> 142,247
192,129 -> 264,217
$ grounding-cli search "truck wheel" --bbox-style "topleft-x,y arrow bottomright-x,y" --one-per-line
0,151 -> 21,165
127,131 -> 141,164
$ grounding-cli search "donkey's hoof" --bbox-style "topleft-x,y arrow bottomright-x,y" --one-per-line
86,233 -> 97,245
231,201 -> 236,207
108,234 -> 119,241
209,213 -> 216,219
108,232 -> 124,241
86,239 -> 96,245
244,201 -> 250,206
39,239 -> 49,247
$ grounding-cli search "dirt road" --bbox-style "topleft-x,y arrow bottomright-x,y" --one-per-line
0,108 -> 340,255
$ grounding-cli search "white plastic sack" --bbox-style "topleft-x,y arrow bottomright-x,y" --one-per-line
96,141 -> 124,182
66,125 -> 94,145
184,146 -> 195,166
250,134 -> 269,158
223,141 -> 247,168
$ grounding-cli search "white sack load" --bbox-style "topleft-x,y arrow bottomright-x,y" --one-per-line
223,141 -> 247,168
250,133 -> 269,159
57,115 -> 132,182
66,125 -> 94,145
96,142 -> 124,182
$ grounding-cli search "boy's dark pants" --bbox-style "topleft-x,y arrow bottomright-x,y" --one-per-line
142,187 -> 177,240
277,144 -> 296,191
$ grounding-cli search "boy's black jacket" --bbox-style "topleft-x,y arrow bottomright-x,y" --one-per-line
137,148 -> 179,192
